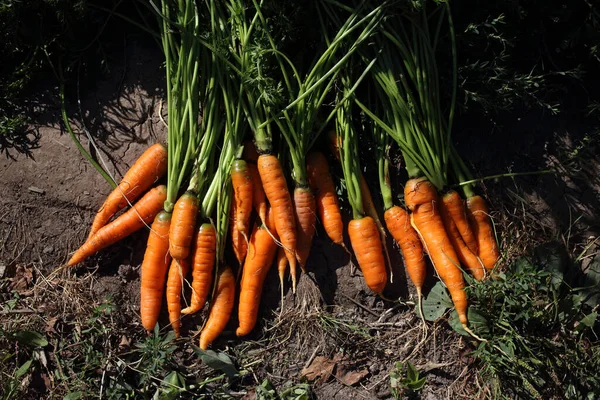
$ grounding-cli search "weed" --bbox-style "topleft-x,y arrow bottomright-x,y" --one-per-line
389,361 -> 426,399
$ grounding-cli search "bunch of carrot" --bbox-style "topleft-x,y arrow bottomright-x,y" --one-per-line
65,0 -> 502,348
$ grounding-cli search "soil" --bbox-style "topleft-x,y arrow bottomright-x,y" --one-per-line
1,36 -> 599,399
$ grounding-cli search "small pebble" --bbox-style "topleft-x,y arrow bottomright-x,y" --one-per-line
43,246 -> 54,254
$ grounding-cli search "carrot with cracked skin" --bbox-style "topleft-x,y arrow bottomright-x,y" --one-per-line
230,200 -> 248,265
140,210 -> 172,332
467,195 -> 500,271
405,179 -> 468,326
440,204 -> 485,280
166,257 -> 190,337
68,185 -> 167,267
442,190 -> 478,254
348,216 -> 387,294
306,152 -> 344,246
236,210 -> 278,337
293,186 -> 316,270
88,143 -> 167,239
181,223 -> 216,315
257,154 -> 297,291
243,142 -> 267,224
384,206 -> 426,295
169,191 -> 199,260
231,159 -> 253,237
199,265 -> 235,350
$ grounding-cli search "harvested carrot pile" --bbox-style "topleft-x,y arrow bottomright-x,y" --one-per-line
65,0 -> 502,349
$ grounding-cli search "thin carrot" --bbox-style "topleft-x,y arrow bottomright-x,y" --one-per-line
199,265 -> 236,350
166,257 -> 190,337
276,246 -> 287,303
306,152 -> 344,246
67,185 -> 167,267
243,142 -> 267,224
88,143 -> 168,239
140,210 -> 172,332
293,186 -> 316,270
467,195 -> 500,271
230,200 -> 249,265
348,216 -> 387,294
442,190 -> 478,254
236,215 -> 278,337
384,206 -> 426,295
181,223 -> 216,315
257,154 -> 297,291
169,191 -> 199,260
440,204 -> 485,281
231,159 -> 253,237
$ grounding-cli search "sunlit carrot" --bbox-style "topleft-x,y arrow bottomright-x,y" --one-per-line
231,159 -> 253,238
166,258 -> 190,337
442,190 -> 478,254
348,216 -> 387,294
199,265 -> 236,350
243,142 -> 267,224
293,186 -> 316,269
181,223 -> 216,315
467,195 -> 500,271
169,191 -> 199,260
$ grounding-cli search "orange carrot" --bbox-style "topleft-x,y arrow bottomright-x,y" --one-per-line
306,152 -> 344,246
406,180 -> 468,326
199,265 -> 236,350
166,258 -> 190,337
348,216 -> 387,294
88,143 -> 167,239
231,159 -> 253,237
68,185 -> 167,267
257,154 -> 297,291
230,200 -> 249,265
140,210 -> 172,332
243,142 -> 267,224
293,186 -> 316,270
276,245 -> 287,290
440,204 -> 485,281
236,219 -> 278,337
181,223 -> 216,315
467,195 -> 500,271
442,190 -> 478,254
384,206 -> 426,295
169,191 -> 199,260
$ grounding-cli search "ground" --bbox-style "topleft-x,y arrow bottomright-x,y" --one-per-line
1,37 -> 598,399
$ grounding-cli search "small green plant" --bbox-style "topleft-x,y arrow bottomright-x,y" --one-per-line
255,378 -> 312,400
389,361 -> 426,399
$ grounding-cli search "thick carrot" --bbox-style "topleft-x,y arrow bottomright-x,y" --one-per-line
230,200 -> 249,265
306,152 -> 344,246
384,206 -> 426,295
467,195 -> 500,271
88,143 -> 167,239
440,204 -> 485,281
348,216 -> 387,294
442,190 -> 478,254
236,220 -> 278,337
140,210 -> 172,332
404,177 -> 437,212
169,191 -> 199,260
243,142 -> 268,224
68,185 -> 167,267
293,186 -> 316,270
199,265 -> 236,350
231,159 -> 253,237
410,196 -> 468,326
166,258 -> 190,337
257,154 -> 297,290
181,223 -> 216,315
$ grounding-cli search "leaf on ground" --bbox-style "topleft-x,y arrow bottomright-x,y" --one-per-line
420,282 -> 453,321
300,356 -> 335,384
9,264 -> 34,294
335,368 -> 369,386
13,330 -> 48,347
45,317 -> 59,334
193,347 -> 239,378
448,308 -> 489,336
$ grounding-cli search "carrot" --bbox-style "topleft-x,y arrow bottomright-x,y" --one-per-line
88,143 -> 168,239
236,218 -> 278,337
406,181 -> 468,326
181,223 -> 216,315
467,195 -> 500,271
384,206 -> 426,295
440,204 -> 485,281
169,191 -> 199,260
293,186 -> 316,270
140,210 -> 172,332
442,190 -> 478,254
230,200 -> 249,265
348,216 -> 387,294
67,185 -> 167,267
257,154 -> 297,291
276,246 -> 287,297
166,258 -> 190,337
243,142 -> 268,224
199,265 -> 236,350
306,152 -> 344,246
231,159 -> 253,237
